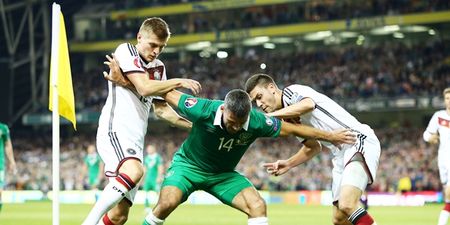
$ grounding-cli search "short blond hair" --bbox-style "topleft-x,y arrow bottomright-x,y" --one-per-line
139,17 -> 171,40
444,87 -> 450,96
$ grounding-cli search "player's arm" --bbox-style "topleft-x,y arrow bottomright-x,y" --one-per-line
160,90 -> 184,108
278,120 -> 356,145
423,113 -> 440,145
267,98 -> 315,119
153,99 -> 192,131
264,139 -> 321,176
103,54 -> 201,96
4,138 -> 16,172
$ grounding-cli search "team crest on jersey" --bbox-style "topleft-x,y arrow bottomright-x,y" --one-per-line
184,98 -> 198,108
133,57 -> 141,68
237,133 -> 252,145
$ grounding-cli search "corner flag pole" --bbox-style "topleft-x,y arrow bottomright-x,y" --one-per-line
51,3 -> 61,225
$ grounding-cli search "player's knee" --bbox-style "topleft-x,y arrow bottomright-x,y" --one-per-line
109,213 -> 128,225
332,216 -> 347,225
157,197 -> 180,212
247,197 -> 266,216
338,201 -> 356,217
120,160 -> 144,182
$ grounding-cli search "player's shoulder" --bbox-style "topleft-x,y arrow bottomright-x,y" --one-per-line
434,110 -> 449,117
115,43 -> 139,57
0,123 -> 8,131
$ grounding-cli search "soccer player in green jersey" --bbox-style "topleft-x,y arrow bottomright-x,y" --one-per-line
143,144 -> 164,212
0,122 -> 16,213
104,56 -> 356,225
82,144 -> 103,190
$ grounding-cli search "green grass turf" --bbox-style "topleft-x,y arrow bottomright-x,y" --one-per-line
0,202 -> 442,225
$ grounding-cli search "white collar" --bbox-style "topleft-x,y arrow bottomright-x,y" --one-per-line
213,104 -> 250,131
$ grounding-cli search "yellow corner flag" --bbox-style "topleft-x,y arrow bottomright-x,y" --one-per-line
49,3 -> 76,130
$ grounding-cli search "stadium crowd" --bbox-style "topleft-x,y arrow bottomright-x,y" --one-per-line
74,39 -> 450,113
4,127 -> 441,193
84,0 -> 450,41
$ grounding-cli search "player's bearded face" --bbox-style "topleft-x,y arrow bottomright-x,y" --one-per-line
222,109 -> 247,134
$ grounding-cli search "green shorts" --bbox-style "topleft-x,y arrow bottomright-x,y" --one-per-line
162,161 -> 253,205
143,178 -> 159,192
0,169 -> 5,189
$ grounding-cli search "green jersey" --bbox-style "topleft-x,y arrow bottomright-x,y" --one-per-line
84,153 -> 101,185
144,153 -> 163,182
173,94 -> 281,173
0,123 -> 10,170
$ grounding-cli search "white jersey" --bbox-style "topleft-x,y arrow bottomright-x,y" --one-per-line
282,84 -> 381,197
97,43 -> 167,177
282,84 -> 373,155
424,110 -> 450,157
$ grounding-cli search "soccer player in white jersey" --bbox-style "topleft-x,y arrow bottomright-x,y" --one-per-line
245,74 -> 381,225
82,17 -> 201,225
423,87 -> 450,225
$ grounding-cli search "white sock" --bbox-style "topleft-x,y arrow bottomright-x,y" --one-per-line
438,210 -> 449,225
248,217 -> 268,225
143,211 -> 165,225
82,177 -> 132,225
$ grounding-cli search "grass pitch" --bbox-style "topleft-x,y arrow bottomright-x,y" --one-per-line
0,202 -> 441,225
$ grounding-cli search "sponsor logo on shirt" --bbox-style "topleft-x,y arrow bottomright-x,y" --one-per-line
184,98 -> 198,108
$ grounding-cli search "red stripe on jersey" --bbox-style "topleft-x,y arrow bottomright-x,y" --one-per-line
439,117 -> 450,128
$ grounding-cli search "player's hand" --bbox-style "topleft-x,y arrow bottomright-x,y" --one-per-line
263,159 -> 290,176
428,133 -> 439,145
330,129 -> 356,148
103,54 -> 134,89
174,78 -> 202,95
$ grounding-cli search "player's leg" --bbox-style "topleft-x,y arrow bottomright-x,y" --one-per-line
335,160 -> 375,225
143,163 -> 195,225
231,187 -> 268,225
208,172 -> 268,225
98,199 -> 131,225
437,163 -> 450,225
0,169 -> 4,213
143,180 -> 153,211
359,191 -> 368,210
83,159 -> 143,225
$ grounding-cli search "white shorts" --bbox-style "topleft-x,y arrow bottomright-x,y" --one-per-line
331,130 -> 381,202
97,131 -> 144,203
438,154 -> 450,185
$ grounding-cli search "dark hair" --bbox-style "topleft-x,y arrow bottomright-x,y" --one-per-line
244,73 -> 276,93
139,17 -> 171,40
224,89 -> 251,118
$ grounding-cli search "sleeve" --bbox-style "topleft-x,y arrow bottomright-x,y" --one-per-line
252,110 -> 282,138
283,85 -> 315,106
177,94 -> 212,123
423,113 -> 439,141
2,125 -> 10,142
114,43 -> 145,74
